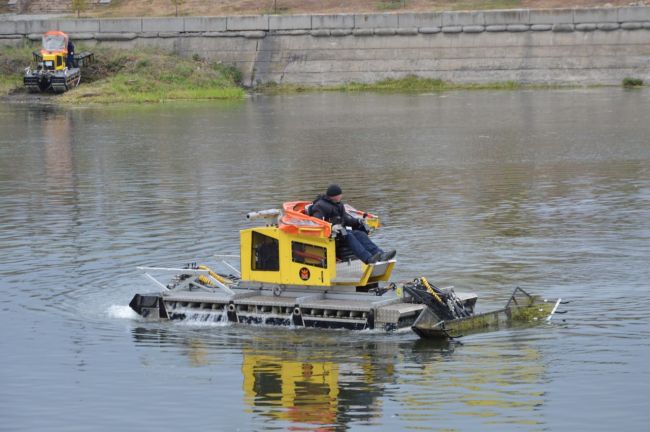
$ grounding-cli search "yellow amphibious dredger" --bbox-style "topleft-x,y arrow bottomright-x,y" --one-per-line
23,31 -> 94,93
129,201 -> 563,339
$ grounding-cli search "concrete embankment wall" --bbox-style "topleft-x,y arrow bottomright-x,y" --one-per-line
1,7 -> 650,86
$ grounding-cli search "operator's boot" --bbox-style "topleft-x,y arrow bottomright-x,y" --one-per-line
366,252 -> 382,264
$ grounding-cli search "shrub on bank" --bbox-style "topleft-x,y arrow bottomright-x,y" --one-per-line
622,77 -> 644,87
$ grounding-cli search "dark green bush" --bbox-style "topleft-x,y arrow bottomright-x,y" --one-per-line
623,77 -> 644,87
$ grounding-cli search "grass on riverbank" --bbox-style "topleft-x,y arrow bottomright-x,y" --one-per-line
258,75 -> 564,94
0,45 -> 245,103
0,46 -> 30,95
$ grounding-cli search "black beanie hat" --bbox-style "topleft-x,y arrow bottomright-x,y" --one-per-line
326,184 -> 343,197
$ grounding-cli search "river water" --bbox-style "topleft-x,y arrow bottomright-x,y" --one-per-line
1,89 -> 649,431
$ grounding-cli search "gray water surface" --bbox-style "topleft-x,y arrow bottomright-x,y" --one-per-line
1,89 -> 649,431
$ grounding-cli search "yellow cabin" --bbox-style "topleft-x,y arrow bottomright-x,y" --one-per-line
38,31 -> 71,71
240,201 -> 394,288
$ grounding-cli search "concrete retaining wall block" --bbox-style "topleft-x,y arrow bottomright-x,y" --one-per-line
575,23 -> 597,31
419,27 -> 441,34
24,20 -> 58,34
184,17 -> 227,32
269,15 -> 311,31
203,31 -> 232,37
142,18 -> 184,33
374,28 -> 397,36
311,29 -> 330,37
312,14 -> 354,29
273,29 -> 309,36
95,32 -> 138,41
12,21 -> 27,34
353,28 -> 373,36
395,28 -> 418,35
243,31 -> 266,39
484,9 -> 529,25
58,20 -> 100,33
621,22 -> 643,30
618,7 -> 650,22
100,19 -> 141,33
573,8 -> 618,23
227,15 -> 269,31
442,26 -> 463,33
531,24 -> 552,31
553,23 -> 575,32
442,11 -> 484,26
486,25 -> 507,32
507,24 -> 529,32
597,23 -> 620,31
330,29 -> 352,36
68,33 -> 95,40
529,9 -> 573,25
463,25 -> 484,33
397,12 -> 442,28
182,30 -> 205,37
355,13 -> 399,28
0,21 -> 17,35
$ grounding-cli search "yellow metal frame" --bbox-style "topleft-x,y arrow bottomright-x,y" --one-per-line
358,260 -> 396,286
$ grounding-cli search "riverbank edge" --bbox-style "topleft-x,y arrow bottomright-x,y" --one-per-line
0,78 -> 579,105
257,79 -> 566,94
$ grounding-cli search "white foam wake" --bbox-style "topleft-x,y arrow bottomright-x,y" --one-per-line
107,305 -> 138,319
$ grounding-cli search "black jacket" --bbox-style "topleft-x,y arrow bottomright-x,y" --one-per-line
309,195 -> 361,229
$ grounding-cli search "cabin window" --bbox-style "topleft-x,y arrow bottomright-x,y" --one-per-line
56,55 -> 63,67
251,232 -> 279,271
291,241 -> 327,269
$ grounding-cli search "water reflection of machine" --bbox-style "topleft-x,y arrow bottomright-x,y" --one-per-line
129,326 -> 549,429
241,345 -> 393,429
37,107 -> 75,190
242,353 -> 340,426
240,339 -> 549,429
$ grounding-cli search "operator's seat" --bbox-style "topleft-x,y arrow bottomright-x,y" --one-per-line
335,236 -> 358,262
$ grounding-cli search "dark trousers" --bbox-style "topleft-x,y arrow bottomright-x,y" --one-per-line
344,230 -> 382,263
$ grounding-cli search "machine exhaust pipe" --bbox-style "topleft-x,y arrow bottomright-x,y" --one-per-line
246,209 -> 280,220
